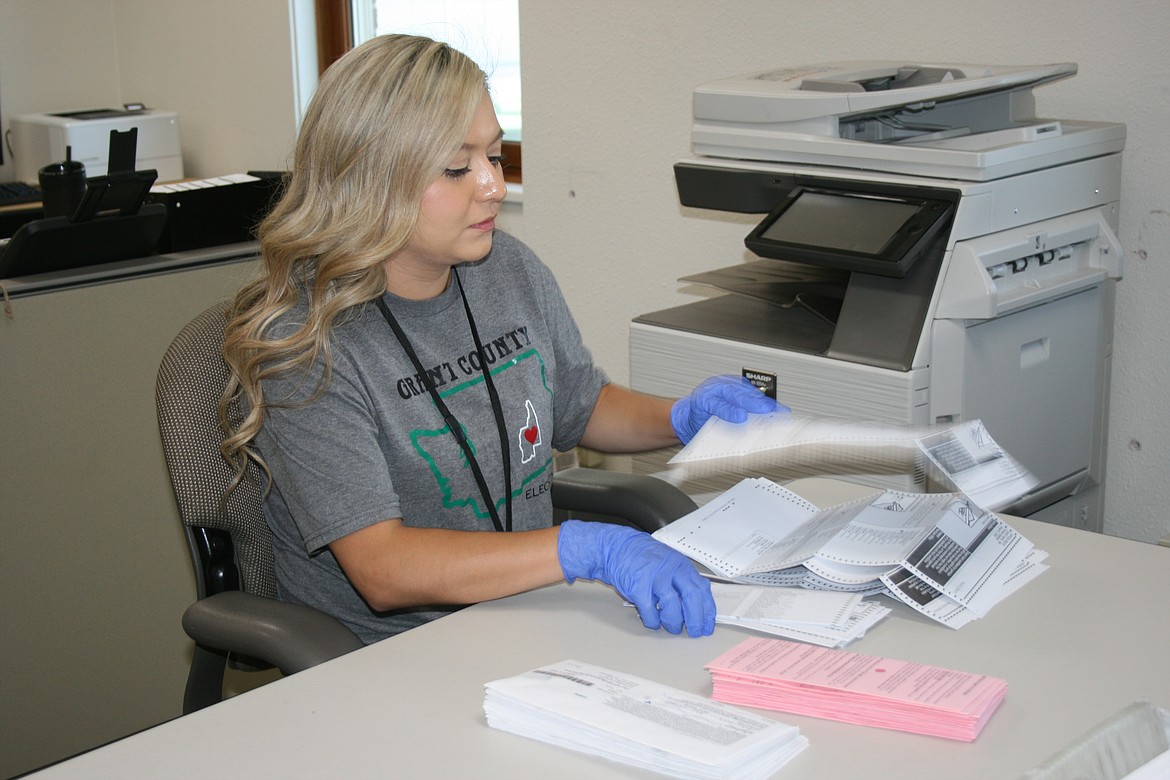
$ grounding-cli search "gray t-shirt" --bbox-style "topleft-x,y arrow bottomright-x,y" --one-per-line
255,231 -> 608,643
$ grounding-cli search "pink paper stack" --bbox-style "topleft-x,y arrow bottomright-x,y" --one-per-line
707,637 -> 1007,742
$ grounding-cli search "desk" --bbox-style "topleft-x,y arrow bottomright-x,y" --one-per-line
27,479 -> 1170,779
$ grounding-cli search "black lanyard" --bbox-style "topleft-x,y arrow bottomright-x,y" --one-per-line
374,269 -> 513,532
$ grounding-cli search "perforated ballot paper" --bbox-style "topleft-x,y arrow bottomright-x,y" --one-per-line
484,659 -> 808,780
654,478 -> 1047,629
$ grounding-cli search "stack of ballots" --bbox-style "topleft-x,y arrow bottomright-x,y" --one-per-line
653,477 -> 1047,630
484,659 -> 808,780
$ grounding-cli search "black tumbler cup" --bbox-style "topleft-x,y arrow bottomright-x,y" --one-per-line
38,159 -> 87,220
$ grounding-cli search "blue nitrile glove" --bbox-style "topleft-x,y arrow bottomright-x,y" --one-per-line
558,520 -> 716,637
670,375 -> 788,444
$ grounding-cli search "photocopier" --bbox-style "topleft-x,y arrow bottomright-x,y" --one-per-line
629,61 -> 1125,531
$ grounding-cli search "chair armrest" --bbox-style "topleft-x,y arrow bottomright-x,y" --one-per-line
182,591 -> 364,676
551,466 -> 698,533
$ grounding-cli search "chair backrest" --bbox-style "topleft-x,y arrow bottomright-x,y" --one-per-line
156,301 -> 277,600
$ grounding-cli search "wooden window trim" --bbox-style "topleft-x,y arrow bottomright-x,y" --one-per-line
314,1 -> 522,183
500,140 -> 522,184
314,0 -> 352,74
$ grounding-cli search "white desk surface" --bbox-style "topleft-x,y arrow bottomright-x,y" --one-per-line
30,479 -> 1170,779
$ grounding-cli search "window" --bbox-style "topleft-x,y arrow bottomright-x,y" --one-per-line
316,0 -> 523,182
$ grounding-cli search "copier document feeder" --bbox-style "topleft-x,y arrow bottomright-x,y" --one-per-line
630,62 -> 1125,531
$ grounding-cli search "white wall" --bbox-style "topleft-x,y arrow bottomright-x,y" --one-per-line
111,0 -> 308,177
0,1 -> 123,169
517,0 -> 1170,545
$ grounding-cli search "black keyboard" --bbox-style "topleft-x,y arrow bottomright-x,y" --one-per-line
0,181 -> 42,206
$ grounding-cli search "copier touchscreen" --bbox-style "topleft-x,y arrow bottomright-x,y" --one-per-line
744,186 -> 954,278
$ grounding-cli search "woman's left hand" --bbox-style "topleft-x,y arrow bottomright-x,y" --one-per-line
670,375 -> 788,444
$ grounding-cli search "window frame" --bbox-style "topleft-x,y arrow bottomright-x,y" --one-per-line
314,0 -> 522,183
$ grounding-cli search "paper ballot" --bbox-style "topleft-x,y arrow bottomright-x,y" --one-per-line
707,638 -> 1007,741
711,583 -> 891,648
484,660 -> 808,780
654,478 -> 1047,629
671,415 -> 1038,513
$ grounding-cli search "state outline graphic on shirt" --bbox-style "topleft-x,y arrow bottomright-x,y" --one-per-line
410,348 -> 554,520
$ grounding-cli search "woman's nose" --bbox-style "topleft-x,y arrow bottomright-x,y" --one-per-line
474,161 -> 506,202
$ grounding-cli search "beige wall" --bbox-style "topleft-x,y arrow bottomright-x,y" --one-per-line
517,0 -> 1170,545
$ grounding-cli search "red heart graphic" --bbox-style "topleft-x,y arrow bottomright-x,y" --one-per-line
523,426 -> 538,444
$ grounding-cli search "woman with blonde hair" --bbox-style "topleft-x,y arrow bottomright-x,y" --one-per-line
222,34 -> 780,644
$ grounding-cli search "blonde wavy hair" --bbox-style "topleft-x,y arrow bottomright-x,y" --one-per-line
221,34 -> 489,478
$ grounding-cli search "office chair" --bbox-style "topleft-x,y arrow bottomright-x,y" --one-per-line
156,301 -> 699,714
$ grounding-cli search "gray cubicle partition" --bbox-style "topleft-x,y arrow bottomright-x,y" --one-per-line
0,247 -> 263,777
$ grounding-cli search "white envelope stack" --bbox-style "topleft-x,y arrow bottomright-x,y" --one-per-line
484,659 -> 809,780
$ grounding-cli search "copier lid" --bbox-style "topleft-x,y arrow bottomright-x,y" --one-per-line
690,61 -> 1125,181
693,61 -> 1077,124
